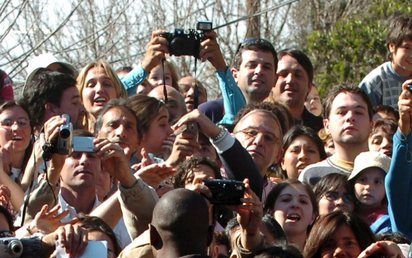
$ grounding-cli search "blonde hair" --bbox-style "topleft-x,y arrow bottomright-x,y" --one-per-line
76,60 -> 127,130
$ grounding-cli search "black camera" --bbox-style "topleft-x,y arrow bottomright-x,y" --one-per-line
0,237 -> 23,258
203,179 -> 245,205
162,21 -> 212,58
56,114 -> 73,155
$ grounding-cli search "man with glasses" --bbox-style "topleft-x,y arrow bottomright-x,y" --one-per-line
175,101 -> 285,199
359,14 -> 412,109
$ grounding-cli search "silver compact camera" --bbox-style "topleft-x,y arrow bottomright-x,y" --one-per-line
0,237 -> 23,258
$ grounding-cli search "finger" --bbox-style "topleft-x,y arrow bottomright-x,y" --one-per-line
71,225 -> 83,257
47,204 -> 63,215
53,209 -> 71,221
77,227 -> 88,256
39,204 -> 50,215
65,225 -> 74,254
57,227 -> 67,249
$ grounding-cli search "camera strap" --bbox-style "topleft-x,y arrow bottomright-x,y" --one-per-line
193,57 -> 199,109
161,59 -> 168,103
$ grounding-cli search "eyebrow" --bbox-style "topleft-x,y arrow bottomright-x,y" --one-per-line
157,115 -> 168,121
335,105 -> 367,110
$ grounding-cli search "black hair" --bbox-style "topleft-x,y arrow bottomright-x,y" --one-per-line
282,125 -> 327,161
173,156 -> 221,188
94,98 -> 137,133
254,244 -> 303,258
261,214 -> 287,245
77,214 -> 121,256
323,83 -> 373,120
232,38 -> 278,70
278,49 -> 314,84
22,69 -> 76,127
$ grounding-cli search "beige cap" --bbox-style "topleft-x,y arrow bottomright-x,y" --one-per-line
348,151 -> 391,181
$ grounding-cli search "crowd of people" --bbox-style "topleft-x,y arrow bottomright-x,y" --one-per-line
0,13 -> 410,258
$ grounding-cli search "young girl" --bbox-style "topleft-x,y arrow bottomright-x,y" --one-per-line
348,151 -> 392,234
264,179 -> 317,251
313,173 -> 354,216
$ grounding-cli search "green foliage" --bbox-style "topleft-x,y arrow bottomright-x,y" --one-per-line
305,0 -> 412,97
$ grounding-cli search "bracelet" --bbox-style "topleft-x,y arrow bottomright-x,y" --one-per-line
211,125 -> 228,142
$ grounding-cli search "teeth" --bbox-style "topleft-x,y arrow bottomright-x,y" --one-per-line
12,136 -> 22,140
287,214 -> 301,220
94,97 -> 106,103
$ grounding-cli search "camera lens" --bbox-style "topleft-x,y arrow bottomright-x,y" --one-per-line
60,128 -> 71,138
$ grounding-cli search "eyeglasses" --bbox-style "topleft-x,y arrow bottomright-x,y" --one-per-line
323,191 -> 353,204
236,128 -> 280,144
235,38 -> 276,55
0,118 -> 30,129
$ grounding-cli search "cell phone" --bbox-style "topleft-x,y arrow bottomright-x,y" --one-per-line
72,136 -> 95,153
55,240 -> 108,258
203,179 -> 245,205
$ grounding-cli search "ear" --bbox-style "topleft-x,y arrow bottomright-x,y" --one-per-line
306,83 -> 313,99
323,118 -> 330,134
149,224 -> 163,250
388,43 -> 396,54
276,148 -> 284,166
280,156 -> 286,171
44,102 -> 60,117
231,67 -> 239,82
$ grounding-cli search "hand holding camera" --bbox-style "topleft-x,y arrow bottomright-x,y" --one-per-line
141,30 -> 169,73
398,80 -> 412,135
94,138 -> 136,188
166,122 -> 200,167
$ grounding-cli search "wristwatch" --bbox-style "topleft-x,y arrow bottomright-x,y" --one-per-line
211,125 -> 227,142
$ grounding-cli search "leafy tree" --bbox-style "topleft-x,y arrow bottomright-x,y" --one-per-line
304,0 -> 412,96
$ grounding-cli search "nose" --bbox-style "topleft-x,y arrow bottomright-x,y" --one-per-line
335,196 -> 345,206
344,110 -> 356,122
254,64 -> 264,75
186,87 -> 194,98
115,124 -> 126,138
285,73 -> 293,84
297,149 -> 308,161
380,138 -> 391,150
79,153 -> 90,165
11,122 -> 19,131
252,132 -> 265,146
333,246 -> 346,258
95,80 -> 105,93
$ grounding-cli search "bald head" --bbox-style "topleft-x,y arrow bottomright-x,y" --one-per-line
151,188 -> 211,255
148,85 -> 187,124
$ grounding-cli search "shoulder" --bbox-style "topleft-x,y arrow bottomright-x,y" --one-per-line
359,62 -> 389,87
299,159 -> 347,186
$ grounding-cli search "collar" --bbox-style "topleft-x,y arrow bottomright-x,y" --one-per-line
58,191 -> 101,223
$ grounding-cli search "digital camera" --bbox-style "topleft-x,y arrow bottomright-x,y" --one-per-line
0,237 -> 23,258
56,114 -> 73,155
162,21 -> 212,58
203,179 -> 245,205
